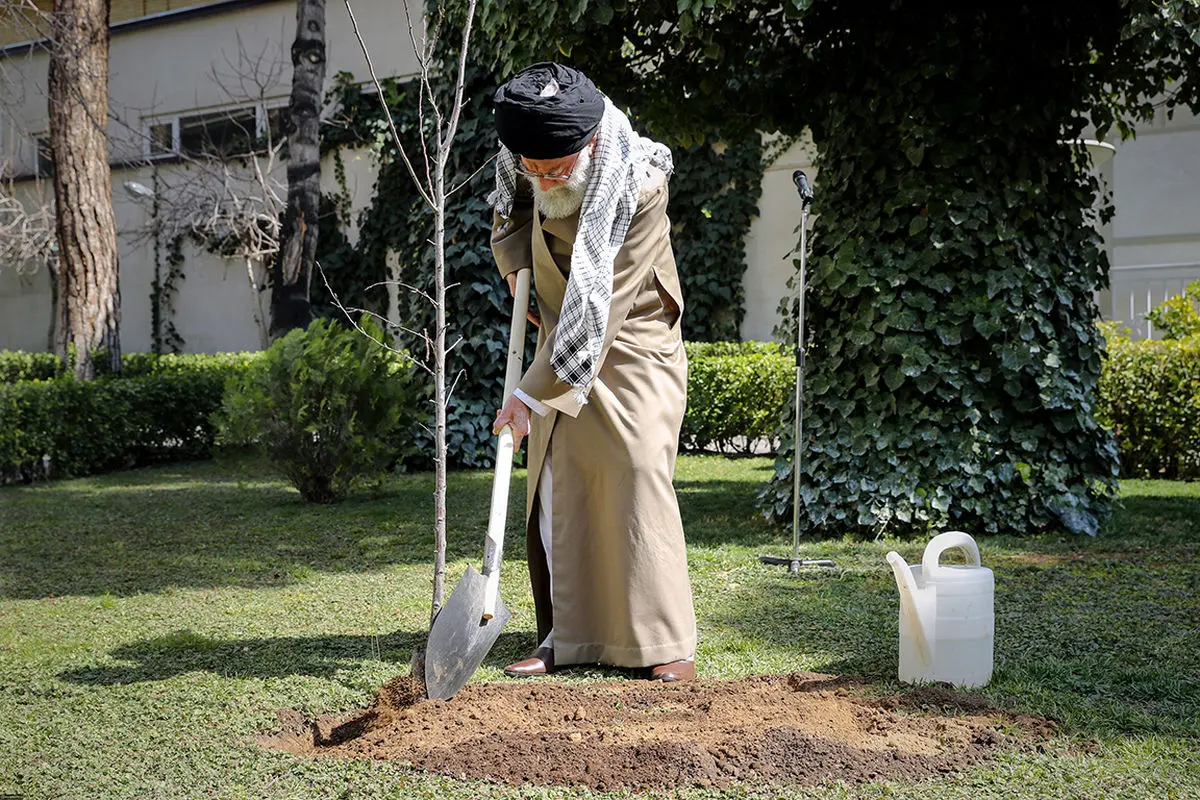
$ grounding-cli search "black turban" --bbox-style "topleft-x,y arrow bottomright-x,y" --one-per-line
493,62 -> 605,160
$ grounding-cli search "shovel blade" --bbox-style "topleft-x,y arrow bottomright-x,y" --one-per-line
424,565 -> 511,700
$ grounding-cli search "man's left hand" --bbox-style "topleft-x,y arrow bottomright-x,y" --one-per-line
493,394 -> 532,450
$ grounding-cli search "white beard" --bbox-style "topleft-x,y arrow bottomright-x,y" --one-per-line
530,146 -> 593,220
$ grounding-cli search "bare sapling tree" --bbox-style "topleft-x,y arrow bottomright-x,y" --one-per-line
270,0 -> 326,338
333,0 -> 480,625
46,0 -> 122,379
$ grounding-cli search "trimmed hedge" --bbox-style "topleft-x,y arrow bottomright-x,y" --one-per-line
681,341 -> 792,453
0,350 -> 260,383
1098,328 -> 1200,480
0,343 -> 795,481
0,351 -> 63,383
10,333 -> 1194,483
0,353 -> 260,483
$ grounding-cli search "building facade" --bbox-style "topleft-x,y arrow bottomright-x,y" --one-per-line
1,1 -> 1198,352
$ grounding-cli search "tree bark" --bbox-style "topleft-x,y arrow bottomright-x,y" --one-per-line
48,263 -> 69,361
270,0 -> 326,339
48,0 -> 121,379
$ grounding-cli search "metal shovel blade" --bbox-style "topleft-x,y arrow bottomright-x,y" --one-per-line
423,565 -> 511,700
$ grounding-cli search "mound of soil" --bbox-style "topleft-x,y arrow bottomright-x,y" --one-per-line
259,672 -> 1052,791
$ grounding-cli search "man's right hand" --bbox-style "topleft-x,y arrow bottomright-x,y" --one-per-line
506,272 -> 541,328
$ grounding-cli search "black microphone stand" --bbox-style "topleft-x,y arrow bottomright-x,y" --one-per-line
760,170 -> 836,573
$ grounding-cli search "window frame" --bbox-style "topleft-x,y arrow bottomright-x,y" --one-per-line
143,101 -> 290,161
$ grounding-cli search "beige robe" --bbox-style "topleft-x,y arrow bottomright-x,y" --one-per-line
491,165 -> 697,668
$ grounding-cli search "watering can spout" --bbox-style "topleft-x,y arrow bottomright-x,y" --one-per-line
886,551 -> 933,666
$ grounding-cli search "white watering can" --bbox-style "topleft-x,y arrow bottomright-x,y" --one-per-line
886,531 -> 994,688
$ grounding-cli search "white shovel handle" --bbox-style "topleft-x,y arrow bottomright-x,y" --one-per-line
482,268 -> 531,620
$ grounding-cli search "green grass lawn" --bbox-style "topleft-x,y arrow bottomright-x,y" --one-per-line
1,456 -> 1197,799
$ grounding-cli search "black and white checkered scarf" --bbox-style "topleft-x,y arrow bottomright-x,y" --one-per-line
489,99 -> 673,406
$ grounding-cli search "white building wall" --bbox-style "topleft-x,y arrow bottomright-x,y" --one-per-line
1103,106 -> 1200,339
0,0 -> 407,354
740,109 -> 1200,342
742,134 -> 817,342
2,1 -> 1197,353
0,179 -> 55,352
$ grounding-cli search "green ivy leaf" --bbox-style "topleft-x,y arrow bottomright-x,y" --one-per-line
905,142 -> 925,167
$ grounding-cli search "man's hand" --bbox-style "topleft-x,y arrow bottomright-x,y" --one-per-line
505,272 -> 541,328
493,393 -> 532,450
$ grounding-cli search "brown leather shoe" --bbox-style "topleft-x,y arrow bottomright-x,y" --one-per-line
649,659 -> 695,682
504,646 -> 554,677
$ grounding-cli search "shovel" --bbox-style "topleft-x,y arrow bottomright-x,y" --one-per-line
423,267 -> 532,700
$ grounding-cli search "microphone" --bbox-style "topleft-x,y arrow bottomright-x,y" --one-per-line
793,169 -> 814,207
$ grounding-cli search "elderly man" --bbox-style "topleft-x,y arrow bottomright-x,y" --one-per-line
488,63 -> 696,682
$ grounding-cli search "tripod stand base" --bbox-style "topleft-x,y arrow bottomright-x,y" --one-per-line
759,555 -> 837,573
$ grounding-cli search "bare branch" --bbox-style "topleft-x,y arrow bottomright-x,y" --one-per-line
316,262 -> 434,375
343,0 -> 436,209
400,0 -> 435,189
440,0 -> 479,171
343,305 -> 435,345
0,186 -> 57,276
445,366 -> 466,403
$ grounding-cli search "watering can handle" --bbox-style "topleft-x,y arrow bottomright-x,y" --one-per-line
922,531 -> 981,580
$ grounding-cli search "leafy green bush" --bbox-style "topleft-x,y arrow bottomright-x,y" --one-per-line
685,341 -> 787,360
0,351 -> 64,383
682,342 -> 792,452
120,352 -> 263,378
215,318 -> 419,503
0,350 -> 263,383
1145,280 -> 1200,340
0,368 -> 243,483
1098,324 -> 1200,480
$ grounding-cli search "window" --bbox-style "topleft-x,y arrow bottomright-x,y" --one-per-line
35,135 -> 52,178
264,105 -> 290,145
148,122 -> 176,157
144,103 -> 288,159
178,107 -> 258,157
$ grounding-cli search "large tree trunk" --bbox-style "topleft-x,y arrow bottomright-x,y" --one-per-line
270,0 -> 326,339
48,0 -> 121,379
47,264 -> 69,360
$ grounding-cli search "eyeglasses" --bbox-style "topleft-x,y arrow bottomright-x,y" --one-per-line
515,153 -> 581,183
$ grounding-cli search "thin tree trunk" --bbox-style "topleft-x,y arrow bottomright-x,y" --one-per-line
271,0 -> 326,338
430,188 -> 448,624
48,0 -> 120,379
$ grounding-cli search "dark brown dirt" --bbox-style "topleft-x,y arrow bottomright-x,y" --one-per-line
258,672 -> 1055,792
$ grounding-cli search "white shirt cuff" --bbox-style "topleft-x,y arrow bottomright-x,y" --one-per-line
513,387 -> 551,417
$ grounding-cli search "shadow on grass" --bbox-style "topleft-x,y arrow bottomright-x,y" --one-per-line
58,626 -> 652,689
0,457 -> 784,600
1105,493 -> 1200,545
0,461 -> 529,599
58,628 -> 534,686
